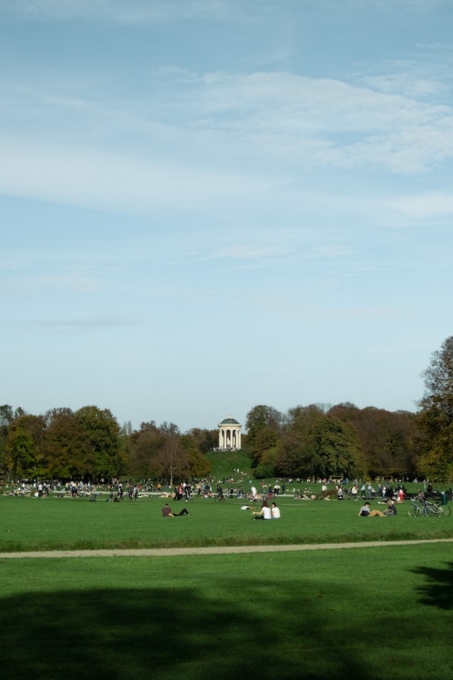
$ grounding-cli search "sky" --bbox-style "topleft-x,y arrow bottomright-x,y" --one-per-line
1,0 -> 453,432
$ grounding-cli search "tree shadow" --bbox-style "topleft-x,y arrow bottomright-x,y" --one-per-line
0,576 -> 450,680
0,579 -> 361,680
411,561 -> 453,610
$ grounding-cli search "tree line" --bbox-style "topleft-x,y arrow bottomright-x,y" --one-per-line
246,336 -> 453,481
1,336 -> 452,482
245,402 -> 422,480
0,406 -> 216,485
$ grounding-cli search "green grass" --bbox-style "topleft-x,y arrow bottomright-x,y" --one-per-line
1,493 -> 453,552
1,543 -> 453,679
205,448 -> 254,479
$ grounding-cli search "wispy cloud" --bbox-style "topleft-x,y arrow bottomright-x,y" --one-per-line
28,314 -> 139,330
0,136 -> 272,214
2,0 -> 448,23
181,70 -> 453,173
254,294 -> 411,322
208,246 -> 291,260
388,191 -> 453,221
207,244 -> 353,262
0,257 -> 26,270
315,245 -> 353,257
2,61 -> 453,214
1,0 -> 233,23
362,74 -> 446,98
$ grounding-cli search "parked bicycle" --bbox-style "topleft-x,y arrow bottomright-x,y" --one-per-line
411,492 -> 451,517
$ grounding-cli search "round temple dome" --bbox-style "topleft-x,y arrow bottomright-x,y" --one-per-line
219,417 -> 240,425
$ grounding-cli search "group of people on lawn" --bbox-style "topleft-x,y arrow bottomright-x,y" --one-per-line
252,501 -> 280,519
161,498 -> 397,519
161,499 -> 281,519
358,500 -> 398,517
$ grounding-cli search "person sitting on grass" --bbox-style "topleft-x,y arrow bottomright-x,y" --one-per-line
271,502 -> 281,519
162,503 -> 190,517
384,500 -> 397,516
358,502 -> 385,517
253,501 -> 271,520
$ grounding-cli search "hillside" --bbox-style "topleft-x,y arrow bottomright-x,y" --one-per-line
205,449 -> 254,483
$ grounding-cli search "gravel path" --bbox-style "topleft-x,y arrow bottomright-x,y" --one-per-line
1,538 -> 453,559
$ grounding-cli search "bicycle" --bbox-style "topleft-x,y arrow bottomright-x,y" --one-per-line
411,494 -> 451,517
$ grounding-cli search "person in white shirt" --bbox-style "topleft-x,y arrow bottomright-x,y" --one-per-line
253,501 -> 271,520
271,502 -> 281,519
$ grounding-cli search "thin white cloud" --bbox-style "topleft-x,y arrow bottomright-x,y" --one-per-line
0,0 -> 232,23
28,314 -> 139,330
2,65 -> 453,214
315,245 -> 353,258
256,295 -> 410,322
388,191 -> 453,220
0,137 -> 272,214
362,74 -> 446,98
208,244 -> 352,262
2,271 -> 111,296
0,257 -> 26,270
182,71 -> 453,173
208,246 -> 291,260
2,0 -> 448,23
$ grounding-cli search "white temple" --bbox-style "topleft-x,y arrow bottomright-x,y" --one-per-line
218,416 -> 242,450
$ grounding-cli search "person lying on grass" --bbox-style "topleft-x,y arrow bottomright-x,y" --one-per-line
253,501 -> 271,520
358,502 -> 385,517
162,503 -> 190,517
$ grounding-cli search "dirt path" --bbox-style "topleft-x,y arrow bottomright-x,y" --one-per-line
1,538 -> 453,559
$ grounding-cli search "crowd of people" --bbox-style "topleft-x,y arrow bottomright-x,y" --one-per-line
4,475 -> 450,530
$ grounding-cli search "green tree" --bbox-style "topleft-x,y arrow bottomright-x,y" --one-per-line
4,414 -> 45,480
0,405 -> 14,430
254,446 -> 279,479
329,403 -> 421,478
0,405 -> 14,474
126,423 -> 166,479
275,408 -> 365,480
187,448 -> 212,479
76,406 -> 124,480
417,336 -> 453,480
274,405 -> 325,478
245,405 -> 282,466
311,416 -> 364,479
185,428 -> 218,454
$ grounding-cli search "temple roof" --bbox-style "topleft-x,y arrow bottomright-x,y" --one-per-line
219,417 -> 240,425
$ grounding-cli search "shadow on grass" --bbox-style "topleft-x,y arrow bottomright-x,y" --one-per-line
412,561 -> 453,610
1,574 -> 444,680
0,579 -> 386,680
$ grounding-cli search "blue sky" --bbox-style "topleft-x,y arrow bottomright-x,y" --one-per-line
1,0 -> 453,431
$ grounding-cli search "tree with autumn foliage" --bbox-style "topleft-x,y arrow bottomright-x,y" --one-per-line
43,408 -> 96,479
245,404 -> 283,468
274,406 -> 365,479
329,403 -> 421,478
417,336 -> 453,481
180,433 -> 212,479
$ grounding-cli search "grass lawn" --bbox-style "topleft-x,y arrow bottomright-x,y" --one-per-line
0,493 -> 452,552
1,543 -> 453,679
205,448 -> 254,479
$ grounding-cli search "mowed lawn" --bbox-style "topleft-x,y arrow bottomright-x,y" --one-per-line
1,543 -> 453,680
0,494 -> 452,552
